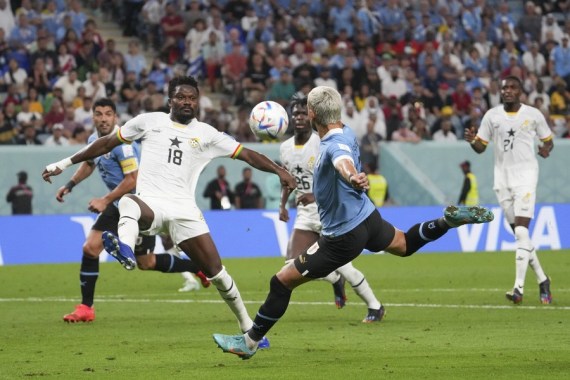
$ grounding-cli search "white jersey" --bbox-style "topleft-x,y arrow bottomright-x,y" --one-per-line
477,104 -> 552,189
118,112 -> 241,202
280,133 -> 320,217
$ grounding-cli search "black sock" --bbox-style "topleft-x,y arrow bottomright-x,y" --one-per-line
248,275 -> 292,341
154,254 -> 200,273
80,256 -> 99,307
403,218 -> 450,256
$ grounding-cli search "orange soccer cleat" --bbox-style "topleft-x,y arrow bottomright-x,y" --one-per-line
63,304 -> 95,323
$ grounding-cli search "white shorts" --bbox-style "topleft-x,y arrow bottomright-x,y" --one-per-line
138,196 -> 210,245
494,185 -> 536,224
293,204 -> 322,233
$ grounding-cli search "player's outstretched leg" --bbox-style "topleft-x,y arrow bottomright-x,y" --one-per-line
102,231 -> 136,270
443,205 -> 494,227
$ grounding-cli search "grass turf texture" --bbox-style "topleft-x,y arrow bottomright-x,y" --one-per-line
0,251 -> 568,379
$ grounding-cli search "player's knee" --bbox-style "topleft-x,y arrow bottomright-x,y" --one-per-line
118,195 -> 141,219
514,226 -> 533,250
82,240 -> 101,258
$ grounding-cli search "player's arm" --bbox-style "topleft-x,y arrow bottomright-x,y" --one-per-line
279,185 -> 292,222
538,136 -> 554,158
464,126 -> 487,154
334,157 -> 369,190
55,161 -> 96,202
235,147 -> 296,190
88,171 -> 137,213
42,132 -> 123,183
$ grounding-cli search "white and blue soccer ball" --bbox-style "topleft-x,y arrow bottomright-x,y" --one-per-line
248,101 -> 289,141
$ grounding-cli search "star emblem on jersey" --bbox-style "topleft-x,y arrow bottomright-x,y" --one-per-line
295,165 -> 303,174
507,128 -> 515,137
170,137 -> 182,148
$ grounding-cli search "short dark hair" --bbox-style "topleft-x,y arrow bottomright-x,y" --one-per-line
503,75 -> 523,89
92,98 -> 116,113
290,96 -> 307,111
168,76 -> 199,99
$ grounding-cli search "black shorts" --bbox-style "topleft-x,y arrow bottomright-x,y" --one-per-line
294,209 -> 395,279
91,203 -> 156,255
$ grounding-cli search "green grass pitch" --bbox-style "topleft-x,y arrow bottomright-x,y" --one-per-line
1,251 -> 569,379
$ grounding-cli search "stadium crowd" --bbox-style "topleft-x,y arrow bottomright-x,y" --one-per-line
1,0 -> 570,151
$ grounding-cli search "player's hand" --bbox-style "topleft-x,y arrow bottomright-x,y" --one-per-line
42,166 -> 63,183
279,170 -> 296,190
88,197 -> 108,213
56,186 -> 70,203
538,144 -> 551,158
464,126 -> 477,143
279,206 -> 289,222
297,193 -> 315,206
349,172 -> 369,190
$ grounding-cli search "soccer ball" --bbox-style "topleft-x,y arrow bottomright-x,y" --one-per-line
248,101 -> 289,141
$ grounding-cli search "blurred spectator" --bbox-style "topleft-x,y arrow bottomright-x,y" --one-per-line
6,171 -> 33,214
97,39 -> 121,70
184,18 -> 208,77
242,52 -> 269,105
82,71 -> 106,101
432,117 -> 457,141
43,122 -> 69,146
267,69 -> 295,107
10,13 -> 37,47
550,35 -> 570,88
517,1 -> 542,43
522,41 -> 547,77
16,124 -> 42,145
528,79 -> 551,111
203,165 -> 234,210
183,0 -> 206,32
124,40 -> 147,80
221,41 -> 247,101
147,57 -> 173,92
230,104 -> 256,142
73,96 -> 93,131
541,13 -> 564,44
109,52 -> 126,92
16,97 -> 43,132
0,110 -> 17,144
234,167 -> 263,209
69,125 -> 88,145
391,122 -> 420,143
122,0 -> 144,38
53,69 -> 82,105
202,30 -> 225,92
26,86 -> 43,113
411,117 -> 431,141
382,95 -> 403,141
0,0 -> 15,37
119,71 -> 141,104
56,42 -> 76,74
139,80 -> 165,111
550,78 -> 570,118
360,117 -> 383,169
28,57 -> 51,96
314,67 -> 337,90
60,105 -> 82,138
43,98 -> 65,130
4,57 -> 28,96
381,65 -> 407,101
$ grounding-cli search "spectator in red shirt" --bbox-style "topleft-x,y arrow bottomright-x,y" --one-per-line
450,81 -> 472,118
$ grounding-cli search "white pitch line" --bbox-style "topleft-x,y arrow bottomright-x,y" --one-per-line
0,297 -> 569,310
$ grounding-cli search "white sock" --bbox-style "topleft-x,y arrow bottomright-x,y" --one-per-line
528,249 -> 548,284
209,266 -> 253,332
513,226 -> 533,294
244,333 -> 259,350
117,196 -> 141,250
181,271 -> 195,281
336,262 -> 381,310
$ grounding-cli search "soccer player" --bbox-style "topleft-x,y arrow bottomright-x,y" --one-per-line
42,77 -> 296,335
464,75 -> 553,305
57,98 -> 209,323
213,86 -> 494,359
279,96 -> 384,322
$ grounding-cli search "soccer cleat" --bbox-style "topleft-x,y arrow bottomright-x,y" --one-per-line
178,278 -> 200,292
195,271 -> 211,288
257,336 -> 270,350
506,288 -> 523,304
102,231 -> 136,270
213,334 -> 257,360
539,277 -> 552,304
444,205 -> 494,227
332,277 -> 347,309
63,304 -> 95,323
362,305 -> 386,323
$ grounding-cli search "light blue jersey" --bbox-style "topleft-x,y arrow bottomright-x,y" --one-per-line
88,132 -> 140,202
313,125 -> 375,236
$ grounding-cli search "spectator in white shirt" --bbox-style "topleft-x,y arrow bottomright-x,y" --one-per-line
82,71 -> 107,101
432,118 -> 458,142
44,123 -> 70,146
53,70 -> 82,105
